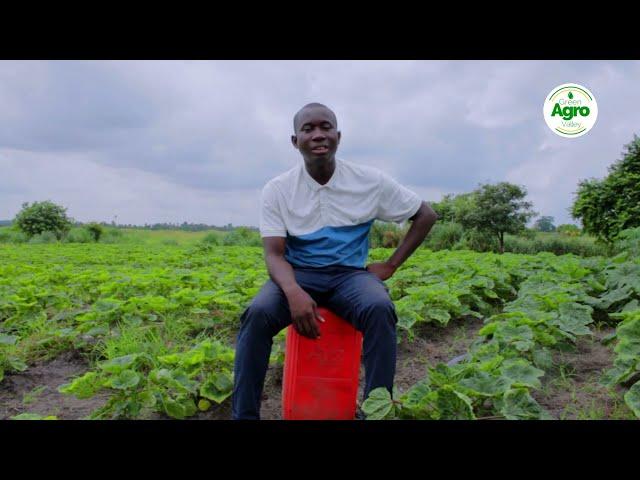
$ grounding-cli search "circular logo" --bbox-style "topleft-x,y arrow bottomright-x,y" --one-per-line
543,83 -> 598,138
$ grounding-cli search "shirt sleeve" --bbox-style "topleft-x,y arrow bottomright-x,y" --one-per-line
259,182 -> 287,238
376,171 -> 423,223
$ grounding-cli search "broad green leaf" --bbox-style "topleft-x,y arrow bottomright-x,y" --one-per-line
58,371 -> 103,399
10,413 -> 58,420
158,353 -> 181,365
436,387 -> 475,420
458,371 -> 510,397
499,359 -> 544,389
499,388 -> 553,420
198,399 -> 212,411
138,390 -> 157,408
600,358 -> 637,387
426,308 -> 451,325
532,348 -> 553,370
362,387 -> 393,420
200,377 -> 233,404
99,354 -> 139,373
623,381 -> 640,418
614,318 -> 640,361
478,322 -> 497,337
109,369 -> 140,390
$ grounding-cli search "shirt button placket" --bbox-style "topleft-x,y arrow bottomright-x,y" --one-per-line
319,188 -> 326,221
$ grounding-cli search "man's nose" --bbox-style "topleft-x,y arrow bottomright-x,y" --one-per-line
311,130 -> 326,141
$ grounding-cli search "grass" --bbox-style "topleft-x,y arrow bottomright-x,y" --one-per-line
22,385 -> 48,406
116,228 -> 226,246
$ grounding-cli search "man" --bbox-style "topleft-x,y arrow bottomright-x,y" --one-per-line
232,103 -> 437,420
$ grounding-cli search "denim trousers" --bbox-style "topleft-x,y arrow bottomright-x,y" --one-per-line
231,265 -> 398,420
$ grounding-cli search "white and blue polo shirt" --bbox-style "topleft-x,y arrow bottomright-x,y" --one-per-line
259,158 -> 422,268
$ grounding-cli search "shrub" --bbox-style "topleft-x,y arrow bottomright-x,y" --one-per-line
28,231 -> 58,244
201,232 -> 221,246
369,221 -> 407,249
423,222 -> 464,251
557,224 -> 581,237
222,227 -> 262,247
85,222 -> 104,242
63,228 -> 93,243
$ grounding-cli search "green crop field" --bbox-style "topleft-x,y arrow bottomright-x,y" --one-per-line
1,239 -> 639,420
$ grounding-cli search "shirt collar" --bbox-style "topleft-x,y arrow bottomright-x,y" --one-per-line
301,157 -> 341,192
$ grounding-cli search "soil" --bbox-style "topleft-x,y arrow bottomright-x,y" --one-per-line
532,326 -> 634,419
2,320 -> 631,420
0,350 -> 110,420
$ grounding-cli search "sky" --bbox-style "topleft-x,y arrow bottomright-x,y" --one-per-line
1,60 -> 639,227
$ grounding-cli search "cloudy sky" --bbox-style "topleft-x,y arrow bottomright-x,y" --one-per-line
1,60 -> 639,227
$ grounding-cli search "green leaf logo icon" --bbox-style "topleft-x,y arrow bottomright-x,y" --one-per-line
568,92 -> 574,99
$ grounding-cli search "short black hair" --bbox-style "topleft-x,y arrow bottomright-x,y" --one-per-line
293,103 -> 338,132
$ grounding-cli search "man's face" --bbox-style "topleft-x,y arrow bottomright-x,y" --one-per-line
291,106 -> 341,163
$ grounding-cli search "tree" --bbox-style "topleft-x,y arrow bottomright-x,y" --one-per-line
533,216 -> 556,232
14,201 -> 73,240
431,193 -> 475,223
572,134 -> 640,241
458,182 -> 536,254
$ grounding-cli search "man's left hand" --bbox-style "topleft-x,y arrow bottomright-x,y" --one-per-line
366,261 -> 397,281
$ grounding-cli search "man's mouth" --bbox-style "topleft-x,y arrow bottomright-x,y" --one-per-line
311,146 -> 329,154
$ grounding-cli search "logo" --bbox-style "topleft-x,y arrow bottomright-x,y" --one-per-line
543,83 -> 598,138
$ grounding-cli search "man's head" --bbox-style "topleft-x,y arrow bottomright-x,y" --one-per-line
291,103 -> 341,164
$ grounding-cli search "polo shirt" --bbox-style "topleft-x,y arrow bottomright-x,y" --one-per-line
259,158 -> 422,268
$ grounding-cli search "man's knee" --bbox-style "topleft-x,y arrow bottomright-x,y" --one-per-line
362,297 -> 397,326
241,297 -> 286,334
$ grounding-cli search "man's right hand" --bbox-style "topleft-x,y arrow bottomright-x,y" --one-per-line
285,286 -> 325,339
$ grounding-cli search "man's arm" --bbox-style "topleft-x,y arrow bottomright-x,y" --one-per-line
367,201 -> 438,281
262,237 -> 324,339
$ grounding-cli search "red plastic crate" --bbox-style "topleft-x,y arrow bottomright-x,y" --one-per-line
282,307 -> 363,420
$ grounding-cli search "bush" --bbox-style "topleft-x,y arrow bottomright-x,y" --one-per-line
557,224 -> 581,237
14,201 -> 73,240
100,228 -> 125,244
613,227 -> 640,257
201,232 -> 221,246
421,222 -> 464,251
0,228 -> 26,244
222,227 -> 262,247
503,233 -> 611,257
63,228 -> 93,243
85,222 -> 104,242
28,231 -> 58,244
369,221 -> 407,249
455,228 -> 499,252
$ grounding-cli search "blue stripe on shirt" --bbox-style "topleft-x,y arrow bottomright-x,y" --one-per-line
284,220 -> 375,268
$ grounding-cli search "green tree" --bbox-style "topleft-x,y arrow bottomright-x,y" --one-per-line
571,135 -> 640,242
13,201 -> 73,240
431,193 -> 475,223
458,182 -> 536,254
533,216 -> 556,232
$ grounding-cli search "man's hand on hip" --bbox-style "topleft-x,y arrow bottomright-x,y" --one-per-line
366,261 -> 397,281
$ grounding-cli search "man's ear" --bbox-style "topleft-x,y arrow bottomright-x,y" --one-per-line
291,135 -> 299,149
337,130 -> 341,145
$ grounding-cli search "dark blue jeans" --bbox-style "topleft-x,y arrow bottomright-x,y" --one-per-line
231,265 -> 398,420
